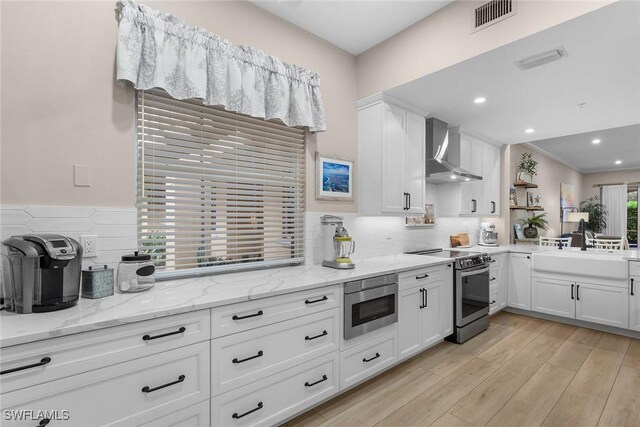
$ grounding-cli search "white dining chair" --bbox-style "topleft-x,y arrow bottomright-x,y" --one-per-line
586,238 -> 624,250
539,236 -> 572,248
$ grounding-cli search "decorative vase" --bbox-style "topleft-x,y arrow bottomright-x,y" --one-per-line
523,226 -> 538,238
517,172 -> 533,184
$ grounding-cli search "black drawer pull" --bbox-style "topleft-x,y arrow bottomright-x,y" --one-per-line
141,374 -> 185,393
233,402 -> 263,419
305,375 -> 328,387
416,273 -> 429,280
305,296 -> 328,305
233,350 -> 264,364
363,352 -> 381,363
305,330 -> 328,341
38,419 -> 50,427
1,357 -> 51,376
490,277 -> 497,281
571,284 -> 575,300
232,310 -> 263,321
490,300 -> 496,305
631,278 -> 635,296
142,326 -> 186,341
576,285 -> 580,301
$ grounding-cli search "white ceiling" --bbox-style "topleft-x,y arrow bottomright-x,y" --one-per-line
529,124 -> 640,173
249,0 -> 453,55
386,1 -> 640,172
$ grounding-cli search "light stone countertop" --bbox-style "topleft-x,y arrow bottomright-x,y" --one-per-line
0,254 -> 449,348
458,245 -> 640,260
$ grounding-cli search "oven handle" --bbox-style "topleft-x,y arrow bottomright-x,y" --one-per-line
459,266 -> 490,277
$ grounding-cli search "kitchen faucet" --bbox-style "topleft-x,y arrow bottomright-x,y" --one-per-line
580,219 -> 587,251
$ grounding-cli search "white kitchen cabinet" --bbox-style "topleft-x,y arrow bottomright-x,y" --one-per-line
532,277 -> 576,319
340,329 -> 397,390
489,254 -> 508,314
358,98 -> 425,216
575,282 -> 629,329
508,253 -> 532,310
458,133 -> 484,215
631,275 -> 640,332
441,263 -> 454,336
481,142 -> 501,216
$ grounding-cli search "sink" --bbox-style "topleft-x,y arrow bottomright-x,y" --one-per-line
532,251 -> 628,280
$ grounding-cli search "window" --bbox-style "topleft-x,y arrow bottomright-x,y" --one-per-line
137,90 -> 305,277
629,185 -> 638,248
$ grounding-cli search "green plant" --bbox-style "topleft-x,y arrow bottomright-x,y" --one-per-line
140,233 -> 166,267
579,196 -> 607,234
521,213 -> 549,230
517,152 -> 539,177
628,199 -> 638,244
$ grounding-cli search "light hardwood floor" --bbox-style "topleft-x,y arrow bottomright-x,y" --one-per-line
283,312 -> 640,427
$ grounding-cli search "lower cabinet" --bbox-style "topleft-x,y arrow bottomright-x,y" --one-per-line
508,253 -> 531,310
397,264 -> 452,362
340,328 -> 397,390
631,276 -> 640,332
137,400 -> 210,427
211,352 -> 339,427
532,277 -> 575,319
489,254 -> 508,315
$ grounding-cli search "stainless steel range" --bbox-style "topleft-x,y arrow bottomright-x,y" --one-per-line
406,248 -> 491,343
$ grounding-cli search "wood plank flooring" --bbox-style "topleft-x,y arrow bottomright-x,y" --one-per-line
283,312 -> 640,427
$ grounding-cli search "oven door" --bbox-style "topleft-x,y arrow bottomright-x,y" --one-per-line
344,283 -> 398,340
456,265 -> 490,327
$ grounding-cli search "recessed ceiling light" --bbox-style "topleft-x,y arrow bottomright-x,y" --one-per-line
525,128 -> 535,134
615,160 -> 622,165
450,175 -> 457,179
592,139 -> 601,144
465,178 -> 471,181
474,97 -> 486,104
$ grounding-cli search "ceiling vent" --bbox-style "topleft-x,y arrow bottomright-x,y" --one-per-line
515,47 -> 569,70
472,0 -> 517,33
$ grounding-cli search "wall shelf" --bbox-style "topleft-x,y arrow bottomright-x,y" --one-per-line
510,206 -> 545,211
514,182 -> 539,189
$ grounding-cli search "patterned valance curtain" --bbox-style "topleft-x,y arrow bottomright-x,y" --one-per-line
115,0 -> 327,132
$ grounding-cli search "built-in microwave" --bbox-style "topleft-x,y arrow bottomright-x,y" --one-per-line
343,273 -> 398,340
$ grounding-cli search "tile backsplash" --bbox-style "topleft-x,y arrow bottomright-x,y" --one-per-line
0,206 -> 481,272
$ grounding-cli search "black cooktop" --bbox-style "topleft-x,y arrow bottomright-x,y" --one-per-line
405,248 -> 484,259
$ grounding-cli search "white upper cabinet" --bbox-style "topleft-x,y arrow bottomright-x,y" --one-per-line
458,133 -> 500,216
358,97 -> 425,216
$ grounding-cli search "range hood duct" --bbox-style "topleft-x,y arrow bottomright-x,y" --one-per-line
425,118 -> 483,184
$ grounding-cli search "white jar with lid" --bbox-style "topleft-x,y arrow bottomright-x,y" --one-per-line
117,251 -> 155,293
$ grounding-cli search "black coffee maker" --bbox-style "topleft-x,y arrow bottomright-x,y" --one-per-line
1,234 -> 82,313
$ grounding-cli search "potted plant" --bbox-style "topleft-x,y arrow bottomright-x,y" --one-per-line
578,196 -> 607,233
516,152 -> 539,184
521,213 -> 549,238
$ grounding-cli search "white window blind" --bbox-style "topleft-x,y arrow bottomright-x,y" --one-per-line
137,89 -> 305,277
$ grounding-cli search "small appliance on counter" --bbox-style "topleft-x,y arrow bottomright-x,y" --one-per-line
320,215 -> 355,269
1,234 -> 82,313
117,251 -> 156,293
81,265 -> 114,299
479,222 -> 499,247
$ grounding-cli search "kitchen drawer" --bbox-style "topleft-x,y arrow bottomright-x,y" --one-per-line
340,329 -> 397,390
0,310 -> 210,393
211,308 -> 339,396
211,352 -> 339,427
489,291 -> 499,315
211,285 -> 339,338
1,342 -> 210,427
399,265 -> 444,290
135,400 -> 210,427
630,261 -> 640,277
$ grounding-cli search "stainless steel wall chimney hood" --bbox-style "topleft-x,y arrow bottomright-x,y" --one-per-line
426,118 -> 483,184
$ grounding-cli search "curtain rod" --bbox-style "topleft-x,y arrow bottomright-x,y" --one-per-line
592,182 -> 640,187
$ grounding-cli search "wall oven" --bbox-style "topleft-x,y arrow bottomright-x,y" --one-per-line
344,273 -> 398,340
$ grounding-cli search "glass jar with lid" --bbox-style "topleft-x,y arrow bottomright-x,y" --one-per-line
117,251 -> 155,293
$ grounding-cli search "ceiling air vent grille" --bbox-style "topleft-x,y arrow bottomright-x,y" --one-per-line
472,0 -> 516,33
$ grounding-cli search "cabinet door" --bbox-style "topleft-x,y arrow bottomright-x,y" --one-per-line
630,277 -> 640,332
496,255 -> 508,310
420,283 -> 442,349
508,254 -> 531,310
381,103 -> 407,213
575,282 -> 629,328
459,135 -> 483,215
405,111 -> 425,214
482,143 -> 500,216
397,288 -> 422,361
440,264 -> 454,337
532,277 -> 575,319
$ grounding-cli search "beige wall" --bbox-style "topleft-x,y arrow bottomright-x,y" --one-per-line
582,169 -> 640,199
509,143 -> 583,240
356,0 -> 613,99
0,1 -> 358,212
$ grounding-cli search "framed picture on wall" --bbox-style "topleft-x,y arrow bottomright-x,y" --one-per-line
526,191 -> 535,207
315,153 -> 354,201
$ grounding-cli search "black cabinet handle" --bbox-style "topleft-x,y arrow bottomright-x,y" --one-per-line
305,296 -> 328,305
571,284 -> 575,300
419,288 -> 425,309
632,278 -> 635,296
490,259 -> 497,263
471,199 -> 477,213
232,402 -> 263,419
1,357 -> 51,376
232,310 -> 263,321
576,285 -> 580,301
490,277 -> 497,281
143,326 -> 186,341
141,375 -> 185,393
491,201 -> 496,214
37,419 -> 50,427
305,375 -> 328,387
447,264 -> 452,268
233,351 -> 264,364
407,192 -> 411,209
403,192 -> 409,210
416,273 -> 429,280
363,352 -> 381,363
305,330 -> 328,341
526,256 -> 531,259
490,300 -> 496,305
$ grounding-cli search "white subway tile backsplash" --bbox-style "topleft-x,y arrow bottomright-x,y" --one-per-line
90,211 -> 136,225
91,224 -> 137,238
0,209 -> 32,225
25,206 -> 96,218
26,218 -> 95,233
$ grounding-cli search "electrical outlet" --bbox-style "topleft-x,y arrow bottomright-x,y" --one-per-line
80,235 -> 98,258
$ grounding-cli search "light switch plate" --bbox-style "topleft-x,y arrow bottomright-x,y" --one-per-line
74,164 -> 91,187
80,235 -> 98,258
